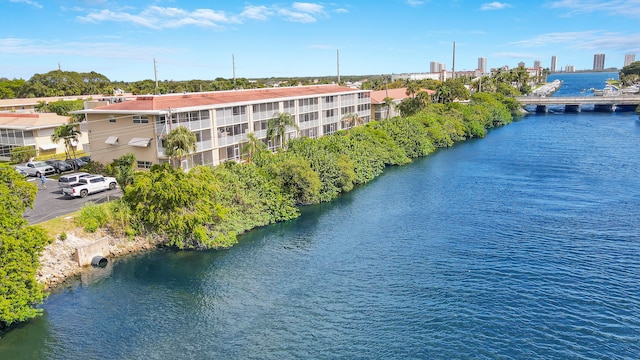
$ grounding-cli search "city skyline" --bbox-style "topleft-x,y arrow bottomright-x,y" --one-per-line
1,0 -> 639,82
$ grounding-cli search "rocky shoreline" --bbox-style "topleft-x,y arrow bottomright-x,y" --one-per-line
37,230 -> 167,290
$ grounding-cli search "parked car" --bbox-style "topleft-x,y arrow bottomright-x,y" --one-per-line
58,172 -> 91,190
15,161 -> 56,177
65,158 -> 87,170
62,175 -> 117,198
79,155 -> 92,163
16,168 -> 28,177
45,159 -> 74,174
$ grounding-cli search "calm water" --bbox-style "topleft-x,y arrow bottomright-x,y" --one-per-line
2,74 -> 640,359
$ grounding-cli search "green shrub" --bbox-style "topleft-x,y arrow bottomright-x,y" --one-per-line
76,202 -> 108,233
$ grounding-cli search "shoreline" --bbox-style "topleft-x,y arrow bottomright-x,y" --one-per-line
37,230 -> 166,290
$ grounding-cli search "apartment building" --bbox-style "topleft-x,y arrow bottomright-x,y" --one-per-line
76,85 -> 371,169
0,112 -> 89,161
369,87 -> 435,120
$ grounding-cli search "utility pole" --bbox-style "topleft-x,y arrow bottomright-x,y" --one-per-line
452,41 -> 456,80
232,54 -> 236,89
337,49 -> 340,85
154,58 -> 158,95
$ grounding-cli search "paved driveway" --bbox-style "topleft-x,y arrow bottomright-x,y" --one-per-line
23,177 -> 122,224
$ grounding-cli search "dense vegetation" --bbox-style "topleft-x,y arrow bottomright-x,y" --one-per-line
619,61 -> 640,86
1,81 -> 517,328
91,92 -> 517,251
0,167 -> 50,329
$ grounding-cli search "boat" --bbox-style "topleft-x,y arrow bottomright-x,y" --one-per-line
621,85 -> 639,94
592,84 -> 619,96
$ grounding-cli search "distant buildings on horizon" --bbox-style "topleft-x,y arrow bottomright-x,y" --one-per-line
423,52 -> 633,79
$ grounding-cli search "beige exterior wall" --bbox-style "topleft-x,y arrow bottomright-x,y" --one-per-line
82,87 -> 371,169
86,113 -> 157,166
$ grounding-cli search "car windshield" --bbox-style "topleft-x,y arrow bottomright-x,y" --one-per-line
32,161 -> 47,167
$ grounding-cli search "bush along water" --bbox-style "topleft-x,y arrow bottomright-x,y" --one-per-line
118,92 -> 516,250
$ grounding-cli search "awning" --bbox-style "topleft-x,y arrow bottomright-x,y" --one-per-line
128,137 -> 152,147
105,136 -> 119,145
39,143 -> 57,151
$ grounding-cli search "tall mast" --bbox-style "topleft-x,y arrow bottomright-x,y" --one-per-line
452,41 -> 456,80
154,58 -> 158,94
337,49 -> 340,84
232,53 -> 236,89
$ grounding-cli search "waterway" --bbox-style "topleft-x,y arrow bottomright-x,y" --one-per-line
2,73 -> 639,359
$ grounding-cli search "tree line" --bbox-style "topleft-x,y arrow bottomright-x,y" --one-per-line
0,70 -> 372,99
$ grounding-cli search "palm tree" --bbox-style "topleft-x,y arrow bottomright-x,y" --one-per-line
405,82 -> 420,98
342,113 -> 364,130
164,126 -> 197,169
382,96 -> 395,119
434,84 -> 452,104
51,120 -> 81,159
267,112 -> 298,150
241,132 -> 266,162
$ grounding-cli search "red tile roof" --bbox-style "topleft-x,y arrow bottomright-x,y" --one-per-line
89,85 -> 365,112
370,87 -> 435,103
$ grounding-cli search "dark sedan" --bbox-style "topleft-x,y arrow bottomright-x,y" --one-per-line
65,158 -> 88,170
45,159 -> 74,174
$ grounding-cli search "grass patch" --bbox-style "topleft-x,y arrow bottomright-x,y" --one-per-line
37,213 -> 81,240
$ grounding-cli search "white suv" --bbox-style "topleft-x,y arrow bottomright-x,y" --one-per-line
58,172 -> 91,189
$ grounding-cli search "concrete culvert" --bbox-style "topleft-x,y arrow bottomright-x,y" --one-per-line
91,256 -> 108,268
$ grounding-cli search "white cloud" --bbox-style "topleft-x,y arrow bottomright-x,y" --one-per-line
335,8 -> 349,13
480,2 -> 512,10
9,0 -> 42,9
278,9 -> 317,23
510,30 -> 640,51
77,6 -> 237,29
292,2 -> 324,14
241,5 -> 274,20
276,2 -> 327,23
407,0 -> 425,6
545,0 -> 640,18
76,4 -> 334,27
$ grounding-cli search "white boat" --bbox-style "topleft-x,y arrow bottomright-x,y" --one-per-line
593,84 -> 619,96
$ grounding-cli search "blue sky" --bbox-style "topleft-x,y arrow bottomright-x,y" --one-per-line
1,0 -> 639,81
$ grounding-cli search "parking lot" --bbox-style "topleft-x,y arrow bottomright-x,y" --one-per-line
23,176 -> 122,224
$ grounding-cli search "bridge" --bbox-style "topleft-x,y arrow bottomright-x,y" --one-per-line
516,95 -> 640,112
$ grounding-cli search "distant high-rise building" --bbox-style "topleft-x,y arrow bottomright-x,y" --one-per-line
518,61 -> 525,68
533,60 -> 541,69
438,63 -> 446,73
430,61 -> 438,73
565,65 -> 575,72
551,56 -> 557,72
593,53 -> 605,71
478,57 -> 487,73
624,53 -> 636,66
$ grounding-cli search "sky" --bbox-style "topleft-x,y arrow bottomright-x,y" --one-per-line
1,0 -> 639,82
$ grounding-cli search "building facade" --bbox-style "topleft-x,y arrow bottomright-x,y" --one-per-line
369,87 -> 435,121
0,113 -> 89,161
593,53 -> 606,71
477,57 -> 487,74
551,56 -> 557,72
76,85 -> 371,169
624,53 -> 636,67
